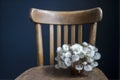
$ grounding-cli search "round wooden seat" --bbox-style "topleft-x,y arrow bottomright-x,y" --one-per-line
15,65 -> 108,80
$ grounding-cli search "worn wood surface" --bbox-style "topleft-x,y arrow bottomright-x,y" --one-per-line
15,65 -> 108,80
71,25 -> 75,44
35,24 -> 44,66
57,25 -> 61,47
49,25 -> 54,65
30,7 -> 102,24
78,25 -> 82,44
64,25 -> 68,44
89,22 -> 97,45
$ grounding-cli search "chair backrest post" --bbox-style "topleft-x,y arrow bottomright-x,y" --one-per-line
89,22 -> 97,45
35,23 -> 44,66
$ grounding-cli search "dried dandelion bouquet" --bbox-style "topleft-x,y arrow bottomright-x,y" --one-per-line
55,42 -> 101,74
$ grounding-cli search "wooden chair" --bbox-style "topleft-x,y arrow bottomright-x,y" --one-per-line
16,7 -> 108,80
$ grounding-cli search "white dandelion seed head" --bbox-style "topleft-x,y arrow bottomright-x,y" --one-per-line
79,53 -> 85,59
94,52 -> 101,60
86,51 -> 95,58
70,43 -> 83,55
58,61 -> 67,69
84,65 -> 93,71
62,44 -> 69,52
71,54 -> 80,62
88,45 -> 95,50
64,51 -> 71,58
82,42 -> 88,46
94,47 -> 98,52
91,61 -> 99,68
64,58 -> 71,67
83,47 -> 91,55
87,57 -> 94,63
57,47 -> 62,53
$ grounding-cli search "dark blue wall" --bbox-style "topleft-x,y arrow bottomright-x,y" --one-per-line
0,0 -> 119,79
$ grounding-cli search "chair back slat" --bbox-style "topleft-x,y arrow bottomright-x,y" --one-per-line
89,22 -> 97,45
49,24 -> 54,65
78,25 -> 82,44
35,24 -> 44,66
71,25 -> 76,44
64,25 -> 68,44
57,25 -> 61,47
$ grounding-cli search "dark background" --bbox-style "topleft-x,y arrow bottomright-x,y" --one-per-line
0,0 -> 119,79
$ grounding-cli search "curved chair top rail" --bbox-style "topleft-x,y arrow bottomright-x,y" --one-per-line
30,7 -> 102,24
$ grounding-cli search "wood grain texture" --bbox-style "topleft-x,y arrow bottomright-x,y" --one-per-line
35,24 -> 44,66
71,25 -> 75,44
89,22 -> 97,45
30,7 -> 102,24
49,25 -> 54,65
57,25 -> 61,47
64,25 -> 68,44
78,25 -> 82,44
15,65 -> 108,80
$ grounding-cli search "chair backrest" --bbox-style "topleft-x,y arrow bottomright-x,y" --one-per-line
30,7 -> 103,66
